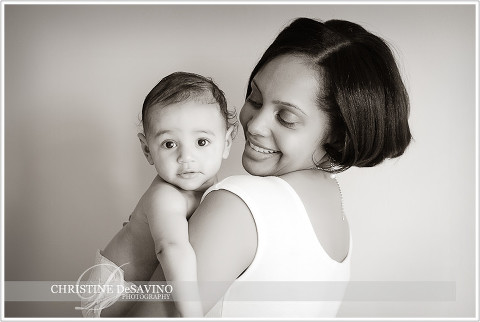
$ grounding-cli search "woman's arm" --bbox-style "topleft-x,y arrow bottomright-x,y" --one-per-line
127,189 -> 257,316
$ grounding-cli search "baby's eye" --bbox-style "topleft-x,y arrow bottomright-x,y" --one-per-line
197,138 -> 210,147
162,140 -> 177,149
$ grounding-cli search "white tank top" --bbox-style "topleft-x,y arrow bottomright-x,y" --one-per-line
203,175 -> 351,318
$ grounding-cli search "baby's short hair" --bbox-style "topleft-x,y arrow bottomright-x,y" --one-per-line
141,72 -> 236,134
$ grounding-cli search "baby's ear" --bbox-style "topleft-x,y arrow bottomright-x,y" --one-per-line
138,133 -> 154,165
222,126 -> 235,159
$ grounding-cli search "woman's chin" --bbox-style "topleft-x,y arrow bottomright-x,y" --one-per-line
242,154 -> 278,177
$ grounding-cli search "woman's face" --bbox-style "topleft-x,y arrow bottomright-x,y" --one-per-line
240,54 -> 330,176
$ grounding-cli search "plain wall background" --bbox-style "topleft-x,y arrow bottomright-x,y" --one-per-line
3,3 -> 476,318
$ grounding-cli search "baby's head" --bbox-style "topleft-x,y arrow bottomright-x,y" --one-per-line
138,72 -> 236,192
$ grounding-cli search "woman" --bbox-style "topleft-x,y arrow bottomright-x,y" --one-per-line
128,17 -> 411,318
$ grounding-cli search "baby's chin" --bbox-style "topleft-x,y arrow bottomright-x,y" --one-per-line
177,177 -> 216,193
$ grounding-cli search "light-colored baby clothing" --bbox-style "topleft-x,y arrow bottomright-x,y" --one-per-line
77,250 -> 135,318
203,175 -> 352,318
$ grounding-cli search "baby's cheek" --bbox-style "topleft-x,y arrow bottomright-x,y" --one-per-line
209,151 -> 225,172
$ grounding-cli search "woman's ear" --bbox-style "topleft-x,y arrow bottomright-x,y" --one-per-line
222,126 -> 235,159
312,145 -> 329,169
138,133 -> 154,165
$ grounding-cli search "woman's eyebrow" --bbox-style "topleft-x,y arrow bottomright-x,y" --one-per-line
252,79 -> 307,115
273,100 -> 307,115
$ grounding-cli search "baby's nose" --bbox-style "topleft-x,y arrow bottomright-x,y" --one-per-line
177,146 -> 195,163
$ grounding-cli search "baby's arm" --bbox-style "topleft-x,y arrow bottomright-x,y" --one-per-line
144,185 -> 203,317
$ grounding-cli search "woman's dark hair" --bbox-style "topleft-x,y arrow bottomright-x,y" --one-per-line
142,71 -> 237,135
246,18 -> 412,172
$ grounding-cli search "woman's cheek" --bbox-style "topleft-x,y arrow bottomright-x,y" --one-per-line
239,104 -> 251,127
282,132 -> 311,159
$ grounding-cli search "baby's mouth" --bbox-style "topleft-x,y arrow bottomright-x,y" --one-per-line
178,170 -> 201,179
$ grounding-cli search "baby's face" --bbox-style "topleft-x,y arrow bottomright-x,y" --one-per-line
144,100 -> 231,192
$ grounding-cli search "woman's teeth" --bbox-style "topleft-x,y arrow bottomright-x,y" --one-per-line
249,141 -> 279,154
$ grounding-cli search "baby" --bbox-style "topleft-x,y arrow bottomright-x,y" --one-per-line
79,72 -> 235,317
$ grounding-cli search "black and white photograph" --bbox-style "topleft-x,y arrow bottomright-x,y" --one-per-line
2,1 -> 478,319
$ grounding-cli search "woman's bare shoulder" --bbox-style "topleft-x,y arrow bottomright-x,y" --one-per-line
188,189 -> 258,312
190,189 -> 257,251
211,174 -> 265,187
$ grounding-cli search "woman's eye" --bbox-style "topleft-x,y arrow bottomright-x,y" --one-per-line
277,110 -> 299,128
162,141 -> 177,149
247,97 -> 262,108
197,138 -> 210,147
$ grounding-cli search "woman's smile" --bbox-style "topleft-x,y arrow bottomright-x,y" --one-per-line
243,138 -> 281,162
247,140 -> 280,154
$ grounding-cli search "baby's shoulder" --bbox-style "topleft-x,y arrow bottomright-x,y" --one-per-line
142,179 -> 187,213
149,178 -> 182,194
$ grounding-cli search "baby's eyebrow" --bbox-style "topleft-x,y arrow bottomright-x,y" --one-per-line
153,130 -> 170,138
194,130 -> 216,137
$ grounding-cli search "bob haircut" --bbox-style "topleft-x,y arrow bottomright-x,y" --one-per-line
142,71 -> 237,135
246,18 -> 412,172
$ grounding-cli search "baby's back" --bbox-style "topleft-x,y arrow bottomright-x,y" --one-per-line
101,207 -> 158,283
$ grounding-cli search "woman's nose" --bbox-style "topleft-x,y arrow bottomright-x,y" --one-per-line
245,107 -> 271,137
